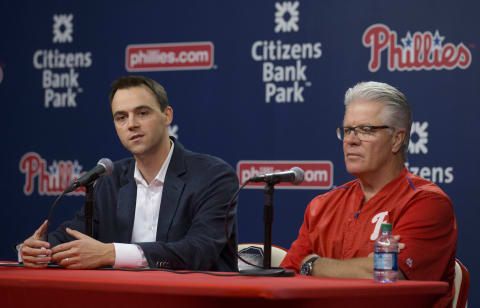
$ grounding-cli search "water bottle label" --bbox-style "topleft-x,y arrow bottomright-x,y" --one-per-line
374,252 -> 398,271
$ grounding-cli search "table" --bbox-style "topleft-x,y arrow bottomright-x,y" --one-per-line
0,263 -> 448,308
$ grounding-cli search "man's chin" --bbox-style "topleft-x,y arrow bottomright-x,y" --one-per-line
128,146 -> 146,156
345,164 -> 365,176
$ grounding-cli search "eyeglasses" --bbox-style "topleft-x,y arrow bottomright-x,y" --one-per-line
336,125 -> 392,141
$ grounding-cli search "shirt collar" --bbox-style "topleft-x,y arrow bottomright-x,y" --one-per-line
134,140 -> 175,186
353,166 -> 409,203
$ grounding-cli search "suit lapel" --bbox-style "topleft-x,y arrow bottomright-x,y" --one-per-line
116,161 -> 137,243
156,138 -> 186,242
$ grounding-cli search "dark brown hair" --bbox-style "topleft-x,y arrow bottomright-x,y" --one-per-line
109,75 -> 169,111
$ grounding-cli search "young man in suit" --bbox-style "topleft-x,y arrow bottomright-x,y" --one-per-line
21,76 -> 239,271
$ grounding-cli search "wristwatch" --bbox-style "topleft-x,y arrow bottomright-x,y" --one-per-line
300,256 -> 319,276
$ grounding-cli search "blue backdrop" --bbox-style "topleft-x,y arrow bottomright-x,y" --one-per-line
1,0 -> 477,304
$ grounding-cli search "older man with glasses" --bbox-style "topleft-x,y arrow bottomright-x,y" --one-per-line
281,81 -> 457,308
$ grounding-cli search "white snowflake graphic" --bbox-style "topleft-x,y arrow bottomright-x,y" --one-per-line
52,14 -> 74,43
168,124 -> 179,139
274,1 -> 300,33
408,121 -> 429,154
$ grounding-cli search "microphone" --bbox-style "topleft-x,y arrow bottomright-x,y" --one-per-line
65,158 -> 114,193
249,167 -> 304,185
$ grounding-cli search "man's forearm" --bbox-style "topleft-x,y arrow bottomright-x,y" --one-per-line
312,256 -> 373,279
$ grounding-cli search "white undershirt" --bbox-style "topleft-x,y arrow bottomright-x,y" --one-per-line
113,142 -> 174,268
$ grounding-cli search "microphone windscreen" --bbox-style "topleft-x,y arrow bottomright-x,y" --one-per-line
291,167 -> 304,185
97,158 -> 114,175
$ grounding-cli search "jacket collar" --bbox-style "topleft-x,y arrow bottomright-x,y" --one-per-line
155,137 -> 187,241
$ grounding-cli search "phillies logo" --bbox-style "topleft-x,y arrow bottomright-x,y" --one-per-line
370,211 -> 389,241
19,152 -> 85,196
126,42 -> 214,72
363,24 -> 472,72
237,160 -> 333,189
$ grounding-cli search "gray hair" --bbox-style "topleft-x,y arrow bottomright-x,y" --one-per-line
344,81 -> 412,162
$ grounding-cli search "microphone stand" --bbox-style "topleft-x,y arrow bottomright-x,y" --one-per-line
263,183 -> 274,269
238,181 -> 294,277
84,182 -> 94,237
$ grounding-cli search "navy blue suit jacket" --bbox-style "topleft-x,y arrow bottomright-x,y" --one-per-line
48,138 -> 239,271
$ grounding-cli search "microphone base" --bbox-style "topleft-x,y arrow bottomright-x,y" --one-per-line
239,267 -> 295,277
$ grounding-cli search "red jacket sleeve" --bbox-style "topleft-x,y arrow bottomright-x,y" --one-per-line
393,192 -> 457,282
280,202 -> 314,273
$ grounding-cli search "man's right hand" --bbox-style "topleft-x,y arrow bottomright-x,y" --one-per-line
21,220 -> 52,268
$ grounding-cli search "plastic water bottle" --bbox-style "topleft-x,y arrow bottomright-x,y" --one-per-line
374,223 -> 398,282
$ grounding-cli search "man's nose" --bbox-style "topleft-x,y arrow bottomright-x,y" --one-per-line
343,130 -> 360,144
127,115 -> 139,129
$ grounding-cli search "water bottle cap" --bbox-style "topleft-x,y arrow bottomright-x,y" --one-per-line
380,223 -> 392,232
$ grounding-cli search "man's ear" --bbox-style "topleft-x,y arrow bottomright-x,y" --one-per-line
392,130 -> 406,154
163,106 -> 173,126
